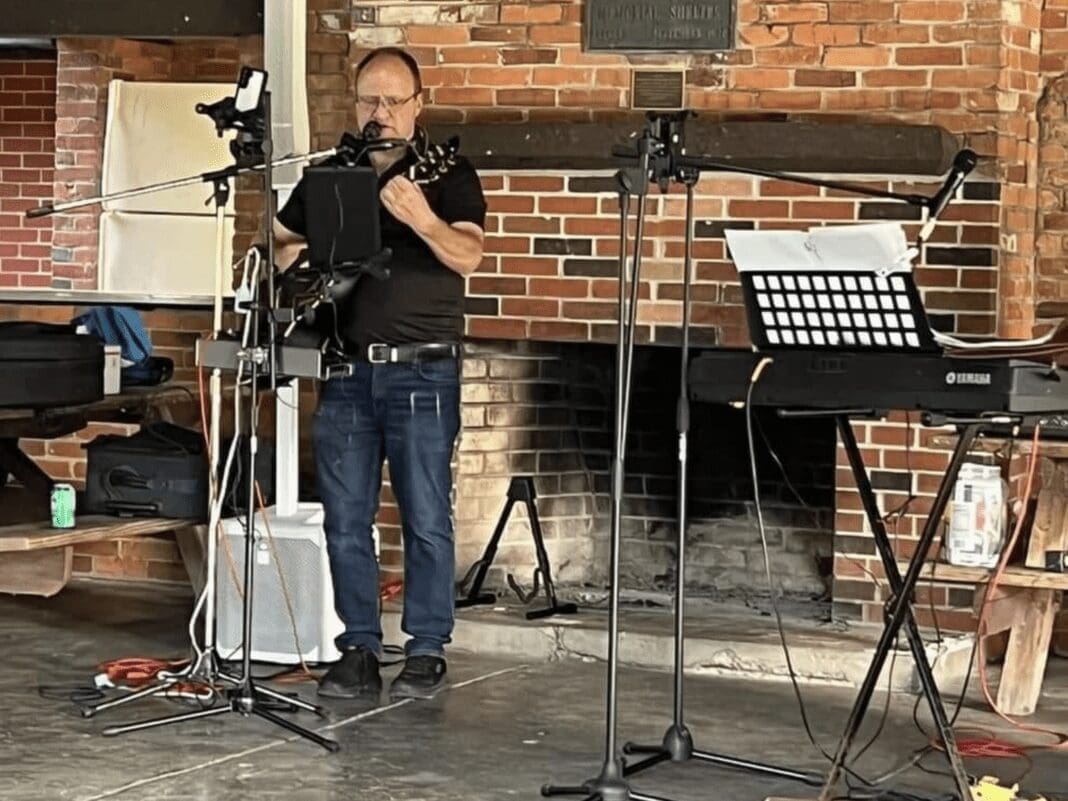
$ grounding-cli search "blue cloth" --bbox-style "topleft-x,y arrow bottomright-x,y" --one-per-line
73,306 -> 171,386
312,358 -> 461,658
73,306 -> 152,366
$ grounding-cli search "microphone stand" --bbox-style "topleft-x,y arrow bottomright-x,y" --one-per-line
28,80 -> 350,751
542,110 -> 977,801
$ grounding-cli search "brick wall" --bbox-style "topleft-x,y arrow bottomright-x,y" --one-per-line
0,56 -> 56,288
0,3 -> 1058,619
307,1 -> 1027,330
297,1 -> 1053,626
471,173 -> 1002,343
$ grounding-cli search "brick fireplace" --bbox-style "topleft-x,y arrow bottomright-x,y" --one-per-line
0,1 -> 1060,633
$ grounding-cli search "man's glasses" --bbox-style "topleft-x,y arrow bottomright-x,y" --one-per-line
356,91 -> 419,112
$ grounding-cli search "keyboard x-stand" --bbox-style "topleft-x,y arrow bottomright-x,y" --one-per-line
689,345 -> 1068,801
800,405 -> 976,801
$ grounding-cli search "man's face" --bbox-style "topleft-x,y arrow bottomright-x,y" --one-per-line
355,56 -> 423,141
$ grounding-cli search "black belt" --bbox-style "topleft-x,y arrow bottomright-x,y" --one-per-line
359,342 -> 460,364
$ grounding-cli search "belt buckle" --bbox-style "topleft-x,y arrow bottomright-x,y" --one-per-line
367,343 -> 392,364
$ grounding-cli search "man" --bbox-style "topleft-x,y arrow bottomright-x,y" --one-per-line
273,47 -> 486,700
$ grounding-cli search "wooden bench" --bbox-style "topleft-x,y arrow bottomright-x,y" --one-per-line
0,384 -> 213,596
0,515 -> 201,597
900,561 -> 1068,716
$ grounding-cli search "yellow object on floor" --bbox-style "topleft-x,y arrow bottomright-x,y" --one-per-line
972,775 -> 1047,801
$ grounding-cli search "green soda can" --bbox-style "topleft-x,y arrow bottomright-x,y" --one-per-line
50,483 -> 76,529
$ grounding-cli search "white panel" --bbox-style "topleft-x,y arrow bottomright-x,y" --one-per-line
99,211 -> 234,297
265,0 -> 310,188
102,80 -> 237,214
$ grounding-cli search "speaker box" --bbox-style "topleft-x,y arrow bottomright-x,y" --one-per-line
215,503 -> 378,665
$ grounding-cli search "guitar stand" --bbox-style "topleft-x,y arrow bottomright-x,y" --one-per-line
456,476 -> 578,620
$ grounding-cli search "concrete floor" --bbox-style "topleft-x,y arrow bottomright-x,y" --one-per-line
3,580 -> 1067,801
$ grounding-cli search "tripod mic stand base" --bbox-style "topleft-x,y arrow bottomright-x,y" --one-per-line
624,726 -> 823,795
624,723 -> 693,765
97,681 -> 339,752
80,653 -> 241,719
543,760 -> 679,801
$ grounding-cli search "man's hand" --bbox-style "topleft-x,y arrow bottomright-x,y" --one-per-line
380,176 -> 435,234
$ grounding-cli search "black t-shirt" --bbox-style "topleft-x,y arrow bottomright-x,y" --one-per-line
277,140 -> 486,353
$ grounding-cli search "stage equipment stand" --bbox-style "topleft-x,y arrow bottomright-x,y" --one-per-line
456,475 -> 578,620
540,114 -> 684,801
26,68 -> 342,751
542,110 -> 978,800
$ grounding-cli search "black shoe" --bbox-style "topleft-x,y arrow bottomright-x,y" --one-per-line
389,655 -> 448,700
318,647 -> 382,699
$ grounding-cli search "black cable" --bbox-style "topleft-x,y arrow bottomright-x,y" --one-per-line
744,371 -> 874,789
851,634 -> 900,764
38,684 -> 105,705
752,412 -> 899,771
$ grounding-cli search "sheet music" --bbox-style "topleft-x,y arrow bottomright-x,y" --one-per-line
726,222 -> 917,275
933,326 -> 1062,350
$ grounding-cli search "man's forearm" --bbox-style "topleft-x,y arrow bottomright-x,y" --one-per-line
415,218 -> 484,276
274,240 -> 306,270
272,219 -> 306,270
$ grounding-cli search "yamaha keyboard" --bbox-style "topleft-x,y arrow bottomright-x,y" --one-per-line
689,348 -> 1068,415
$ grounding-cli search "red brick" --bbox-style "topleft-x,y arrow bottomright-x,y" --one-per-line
530,320 -> 588,339
899,1 -> 966,22
530,278 -> 589,298
500,257 -> 559,276
407,25 -> 470,45
562,301 -> 618,320
828,2 -> 896,23
435,87 -> 494,106
532,66 -> 593,86
497,88 -> 556,106
509,176 -> 564,192
529,25 -> 581,45
503,216 -> 560,234
501,298 -> 559,317
791,24 -> 861,46
484,235 -> 531,254
502,4 -> 564,24
895,46 -> 963,66
469,276 -> 528,296
592,280 -> 648,299
727,200 -> 791,218
487,195 -> 535,214
439,46 -> 501,65
467,317 -> 528,339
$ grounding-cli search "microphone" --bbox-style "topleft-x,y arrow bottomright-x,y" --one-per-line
336,121 -> 409,164
919,149 -> 977,241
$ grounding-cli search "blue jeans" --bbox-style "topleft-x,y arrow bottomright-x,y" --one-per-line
312,358 -> 460,659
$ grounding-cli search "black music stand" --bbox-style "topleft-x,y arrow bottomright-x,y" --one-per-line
724,238 -> 974,801
304,166 -> 382,267
733,239 -> 940,354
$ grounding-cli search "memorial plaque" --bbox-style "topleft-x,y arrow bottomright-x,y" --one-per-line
585,0 -> 735,52
631,71 -> 685,110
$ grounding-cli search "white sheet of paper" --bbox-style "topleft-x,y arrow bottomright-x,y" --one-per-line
727,222 -> 915,274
